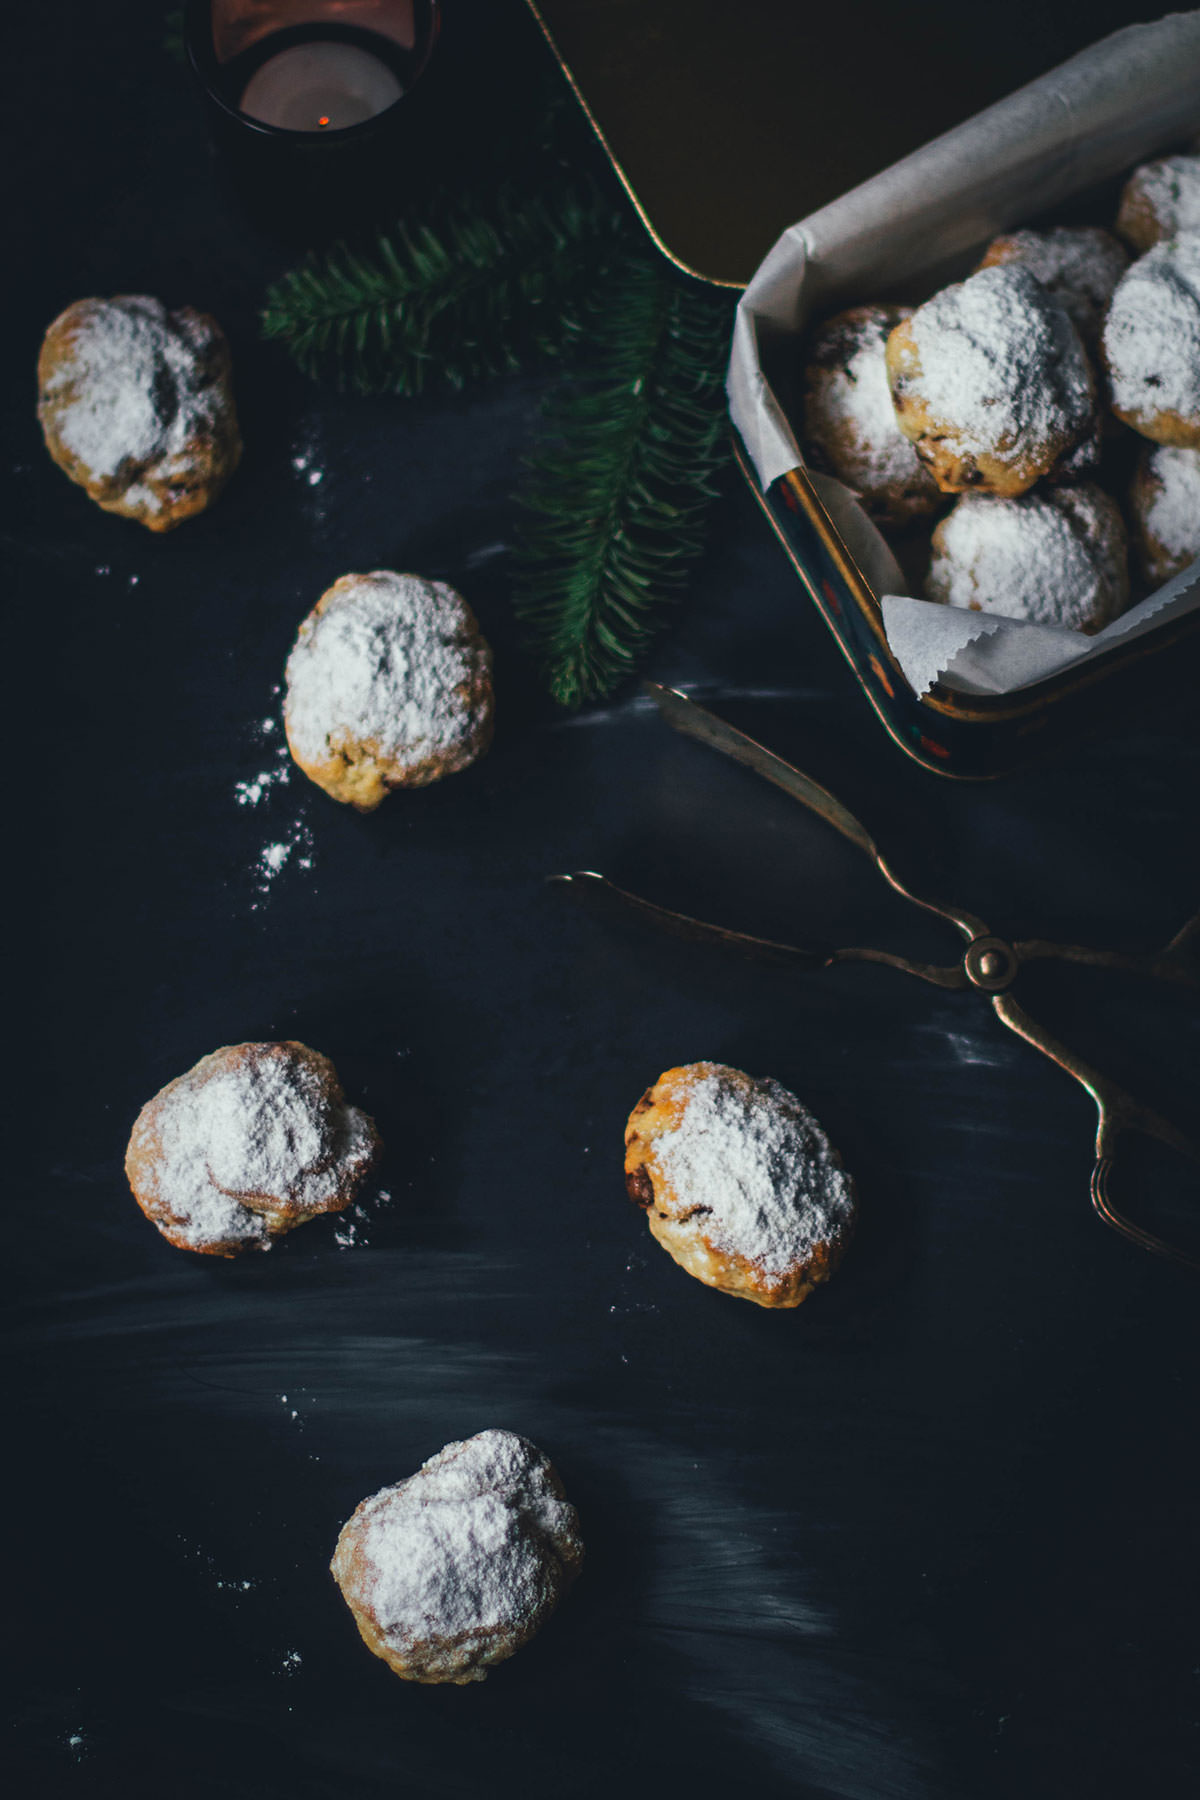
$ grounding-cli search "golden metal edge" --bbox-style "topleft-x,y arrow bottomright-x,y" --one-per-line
522,0 -> 744,291
730,440 -> 983,781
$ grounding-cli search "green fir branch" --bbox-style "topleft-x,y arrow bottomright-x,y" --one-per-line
513,257 -> 736,708
261,177 -> 631,395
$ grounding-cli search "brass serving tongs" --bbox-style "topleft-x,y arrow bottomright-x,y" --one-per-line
555,683 -> 1200,1271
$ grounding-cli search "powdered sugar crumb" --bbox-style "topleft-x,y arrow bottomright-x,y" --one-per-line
1104,232 -> 1200,424
284,571 -> 490,769
236,763 -> 290,806
653,1065 -> 854,1276
251,816 -> 315,907
927,485 -> 1128,630
906,264 -> 1093,463
1142,444 -> 1200,555
336,1430 -> 582,1680
41,296 -> 225,481
128,1043 -> 377,1252
1122,154 -> 1200,244
981,227 -> 1127,338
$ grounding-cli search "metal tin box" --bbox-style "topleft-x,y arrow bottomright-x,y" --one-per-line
531,4 -> 1200,777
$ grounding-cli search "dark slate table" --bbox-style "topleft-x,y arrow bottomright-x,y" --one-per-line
9,6 -> 1199,1798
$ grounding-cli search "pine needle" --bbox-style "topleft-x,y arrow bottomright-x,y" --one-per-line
512,257 -> 736,708
261,176 -> 630,395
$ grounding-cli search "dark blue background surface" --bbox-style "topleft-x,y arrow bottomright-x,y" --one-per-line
8,5 -> 1200,1796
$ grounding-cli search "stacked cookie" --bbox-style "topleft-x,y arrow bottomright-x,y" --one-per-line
800,153 -> 1200,631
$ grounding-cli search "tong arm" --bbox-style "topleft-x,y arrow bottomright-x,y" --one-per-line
554,872 -> 970,989
646,685 -> 990,944
992,991 -> 1200,1272
1012,910 -> 1200,991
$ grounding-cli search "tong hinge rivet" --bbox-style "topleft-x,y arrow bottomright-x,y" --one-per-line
964,937 -> 1016,991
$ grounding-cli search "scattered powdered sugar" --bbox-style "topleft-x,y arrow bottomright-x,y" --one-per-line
981,228 -> 1127,339
1121,154 -> 1200,243
906,264 -> 1093,461
333,1190 -> 387,1249
344,1431 -> 581,1666
1134,444 -> 1200,574
926,485 -> 1128,630
235,762 -> 290,806
652,1065 -> 855,1276
278,1649 -> 303,1675
41,297 -> 222,480
284,572 -> 490,766
252,816 -> 314,908
1104,233 -> 1200,423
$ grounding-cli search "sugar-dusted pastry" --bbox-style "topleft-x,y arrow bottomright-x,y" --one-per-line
926,484 -> 1129,632
623,1062 -> 856,1309
801,304 -> 941,525
125,1041 -> 380,1256
1116,154 -> 1200,254
284,571 -> 494,811
1102,234 -> 1200,448
37,295 -> 241,531
884,265 -> 1097,496
1130,443 -> 1200,584
974,227 -> 1128,344
332,1429 -> 583,1685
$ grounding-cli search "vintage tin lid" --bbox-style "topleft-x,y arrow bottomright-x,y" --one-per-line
526,0 -> 1175,286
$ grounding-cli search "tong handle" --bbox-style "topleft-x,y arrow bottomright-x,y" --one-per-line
646,682 -> 878,861
993,992 -> 1200,1271
645,684 -> 989,942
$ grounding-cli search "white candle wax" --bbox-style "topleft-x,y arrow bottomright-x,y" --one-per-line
239,42 -> 404,132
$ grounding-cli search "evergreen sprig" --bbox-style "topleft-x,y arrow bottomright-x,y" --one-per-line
512,257 -> 736,707
261,176 -> 631,396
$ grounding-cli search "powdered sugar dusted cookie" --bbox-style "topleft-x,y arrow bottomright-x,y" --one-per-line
1102,234 -> 1200,448
884,265 -> 1097,496
125,1041 -> 380,1256
331,1429 -> 583,1685
926,485 -> 1128,632
1117,154 -> 1200,254
975,227 -> 1128,343
37,295 -> 241,530
284,571 -> 494,811
1130,443 -> 1200,584
624,1062 -> 856,1309
801,305 -> 941,525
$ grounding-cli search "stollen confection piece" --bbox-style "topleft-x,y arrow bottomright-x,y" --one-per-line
624,1062 -> 856,1309
1116,154 -> 1200,254
331,1429 -> 583,1685
284,571 -> 494,811
975,227 -> 1128,343
884,264 -> 1097,496
925,484 -> 1129,632
37,295 -> 241,530
1129,443 -> 1200,584
1102,234 -> 1200,448
801,305 -> 941,525
125,1041 -> 380,1256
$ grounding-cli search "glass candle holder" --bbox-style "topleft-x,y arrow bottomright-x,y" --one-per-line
185,0 -> 442,239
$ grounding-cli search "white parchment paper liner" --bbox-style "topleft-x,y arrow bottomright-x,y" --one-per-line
726,11 -> 1200,697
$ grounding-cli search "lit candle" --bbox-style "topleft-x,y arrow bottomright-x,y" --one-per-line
239,41 -> 404,132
